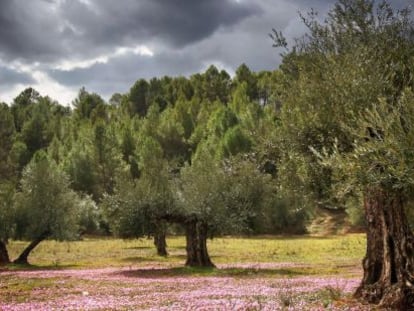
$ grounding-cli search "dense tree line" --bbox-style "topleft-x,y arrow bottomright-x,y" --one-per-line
1,0 -> 413,308
0,62 -> 306,267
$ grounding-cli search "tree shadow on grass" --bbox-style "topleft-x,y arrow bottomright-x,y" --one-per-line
114,266 -> 313,279
235,235 -> 343,241
1,263 -> 77,272
121,254 -> 187,263
120,256 -> 167,263
123,246 -> 154,250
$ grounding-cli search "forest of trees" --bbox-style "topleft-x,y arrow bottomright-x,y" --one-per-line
1,0 -> 414,309
0,62 -> 307,267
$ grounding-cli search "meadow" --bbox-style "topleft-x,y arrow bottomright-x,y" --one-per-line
1,235 -> 375,310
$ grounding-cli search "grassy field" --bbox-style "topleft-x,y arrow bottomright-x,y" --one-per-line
1,234 -> 374,310
6,234 -> 366,269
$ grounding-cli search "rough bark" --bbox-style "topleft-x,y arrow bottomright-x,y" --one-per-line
0,240 -> 10,265
355,188 -> 414,309
185,220 -> 215,267
154,224 -> 168,257
13,231 -> 50,265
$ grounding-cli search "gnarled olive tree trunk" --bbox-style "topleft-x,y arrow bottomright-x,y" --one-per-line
0,240 -> 10,265
185,220 -> 215,267
13,231 -> 50,265
355,188 -> 414,309
153,222 -> 168,257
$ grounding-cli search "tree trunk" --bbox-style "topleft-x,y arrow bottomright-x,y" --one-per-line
0,240 -> 10,265
13,231 -> 50,265
355,188 -> 414,309
185,220 -> 215,267
154,223 -> 168,257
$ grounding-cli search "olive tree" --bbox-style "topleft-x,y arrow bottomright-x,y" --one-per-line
273,0 -> 414,308
317,93 -> 414,308
176,155 -> 272,267
13,152 -> 81,264
103,137 -> 174,257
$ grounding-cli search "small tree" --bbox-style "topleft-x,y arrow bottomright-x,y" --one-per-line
128,79 -> 150,117
13,152 -> 81,264
177,155 -> 270,267
73,87 -> 106,121
103,137 -> 174,257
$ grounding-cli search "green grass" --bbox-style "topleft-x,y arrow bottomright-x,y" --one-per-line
6,234 -> 366,274
210,234 -> 365,263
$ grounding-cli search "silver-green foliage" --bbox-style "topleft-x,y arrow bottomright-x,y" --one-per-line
103,137 -> 175,238
315,91 -> 414,200
277,0 -> 414,210
178,154 -> 272,235
14,152 -> 81,241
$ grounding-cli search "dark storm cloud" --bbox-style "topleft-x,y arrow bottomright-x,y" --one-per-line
48,51 -> 202,97
0,0 -> 64,62
0,65 -> 35,86
73,0 -> 262,48
0,0 -> 261,63
45,0 -> 333,99
47,0 -> 307,94
1,0 -> 411,104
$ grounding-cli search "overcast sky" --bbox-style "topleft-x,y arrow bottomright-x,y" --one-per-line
0,0 -> 410,105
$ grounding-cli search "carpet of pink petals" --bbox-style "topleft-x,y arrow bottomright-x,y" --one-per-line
1,263 -> 372,310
